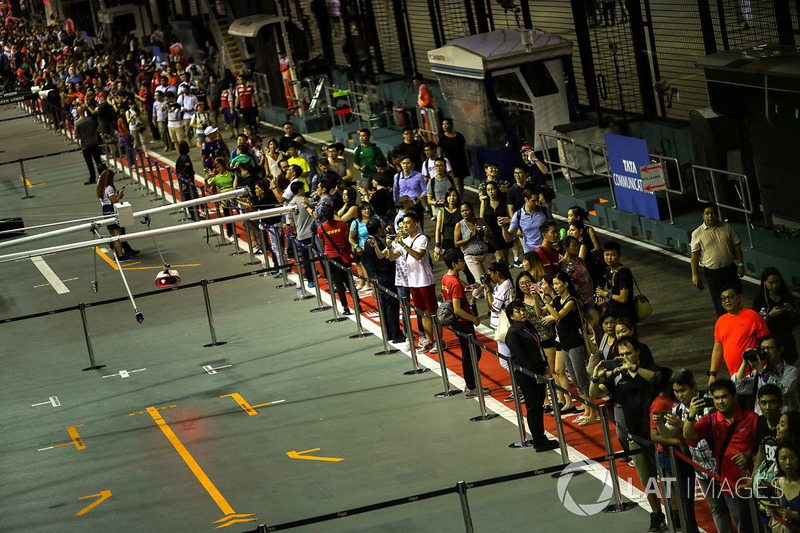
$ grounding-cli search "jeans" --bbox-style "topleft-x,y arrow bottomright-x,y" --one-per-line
561,345 -> 590,397
697,477 -> 732,533
722,492 -> 753,533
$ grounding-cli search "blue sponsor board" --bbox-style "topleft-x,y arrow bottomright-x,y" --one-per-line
604,133 -> 660,220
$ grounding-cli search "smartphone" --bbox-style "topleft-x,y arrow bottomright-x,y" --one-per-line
702,397 -> 715,408
602,359 -> 623,370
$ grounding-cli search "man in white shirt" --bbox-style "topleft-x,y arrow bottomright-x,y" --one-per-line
388,212 -> 437,353
178,84 -> 198,141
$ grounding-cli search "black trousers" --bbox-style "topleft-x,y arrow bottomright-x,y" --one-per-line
374,271 -> 402,339
516,371 -> 547,443
82,144 -> 102,181
327,256 -> 351,311
704,263 -> 741,317
453,320 -> 480,390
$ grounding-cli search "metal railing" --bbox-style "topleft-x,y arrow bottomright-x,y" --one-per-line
648,153 -> 683,225
690,164 -> 754,248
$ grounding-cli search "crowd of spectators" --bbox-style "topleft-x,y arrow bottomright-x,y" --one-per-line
5,13 -> 800,533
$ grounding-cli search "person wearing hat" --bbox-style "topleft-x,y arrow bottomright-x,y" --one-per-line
520,143 -> 549,186
201,126 -> 229,170
190,101 -> 210,147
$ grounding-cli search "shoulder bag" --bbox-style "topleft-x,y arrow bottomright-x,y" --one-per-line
320,223 -> 356,267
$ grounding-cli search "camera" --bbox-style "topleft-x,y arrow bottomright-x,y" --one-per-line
743,347 -> 764,363
155,269 -> 181,288
602,359 -> 623,370
480,273 -> 491,285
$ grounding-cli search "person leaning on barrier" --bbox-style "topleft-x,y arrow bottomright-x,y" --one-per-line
589,335 -> 667,532
386,211 -> 437,353
365,219 -> 404,343
732,335 -> 800,415
284,181 -> 315,285
317,203 -> 354,316
175,140 -> 199,221
659,368 -> 732,533
441,248 -> 483,396
649,367 -> 699,533
504,301 -> 560,452
683,378 -> 758,533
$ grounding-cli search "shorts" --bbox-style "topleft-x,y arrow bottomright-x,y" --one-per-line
209,100 -> 220,110
102,204 -> 120,230
540,336 -> 556,349
410,285 -> 438,315
222,108 -> 232,123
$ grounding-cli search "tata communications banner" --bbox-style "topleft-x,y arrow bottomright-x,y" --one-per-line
604,133 -> 660,220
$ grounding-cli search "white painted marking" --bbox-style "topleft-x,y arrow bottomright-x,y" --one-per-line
102,368 -> 146,379
202,364 -> 232,375
37,446 -> 55,451
30,256 -> 70,294
31,396 -> 61,407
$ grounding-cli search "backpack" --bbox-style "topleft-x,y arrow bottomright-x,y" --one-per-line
437,300 -> 456,326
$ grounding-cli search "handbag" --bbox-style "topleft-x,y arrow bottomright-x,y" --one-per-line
612,267 -> 653,322
631,275 -> 653,322
494,307 -> 511,343
320,223 -> 356,267
574,297 -> 598,357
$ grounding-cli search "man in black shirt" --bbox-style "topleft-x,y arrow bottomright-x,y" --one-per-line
364,219 -> 404,343
590,336 -> 666,532
394,126 -> 425,170
596,240 -> 636,319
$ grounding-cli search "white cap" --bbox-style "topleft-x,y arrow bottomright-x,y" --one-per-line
204,126 -> 218,136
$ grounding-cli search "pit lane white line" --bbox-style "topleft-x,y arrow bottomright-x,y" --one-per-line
30,256 -> 70,294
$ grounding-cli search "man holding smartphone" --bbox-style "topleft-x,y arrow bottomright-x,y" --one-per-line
590,336 -> 666,532
684,379 -> 758,533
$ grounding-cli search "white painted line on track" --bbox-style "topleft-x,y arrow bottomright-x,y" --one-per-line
30,256 -> 70,294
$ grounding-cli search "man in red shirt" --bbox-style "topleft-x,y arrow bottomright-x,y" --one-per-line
234,74 -> 259,135
708,284 -> 769,386
535,222 -> 561,274
220,84 -> 235,139
442,248 -> 482,396
684,379 -> 758,533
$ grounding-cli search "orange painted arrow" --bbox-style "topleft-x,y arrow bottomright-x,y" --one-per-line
212,513 -> 258,529
74,490 -> 111,516
598,198 -> 609,204
286,448 -> 344,462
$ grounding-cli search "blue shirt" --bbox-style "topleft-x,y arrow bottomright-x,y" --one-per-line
393,171 -> 426,202
509,206 -> 553,252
